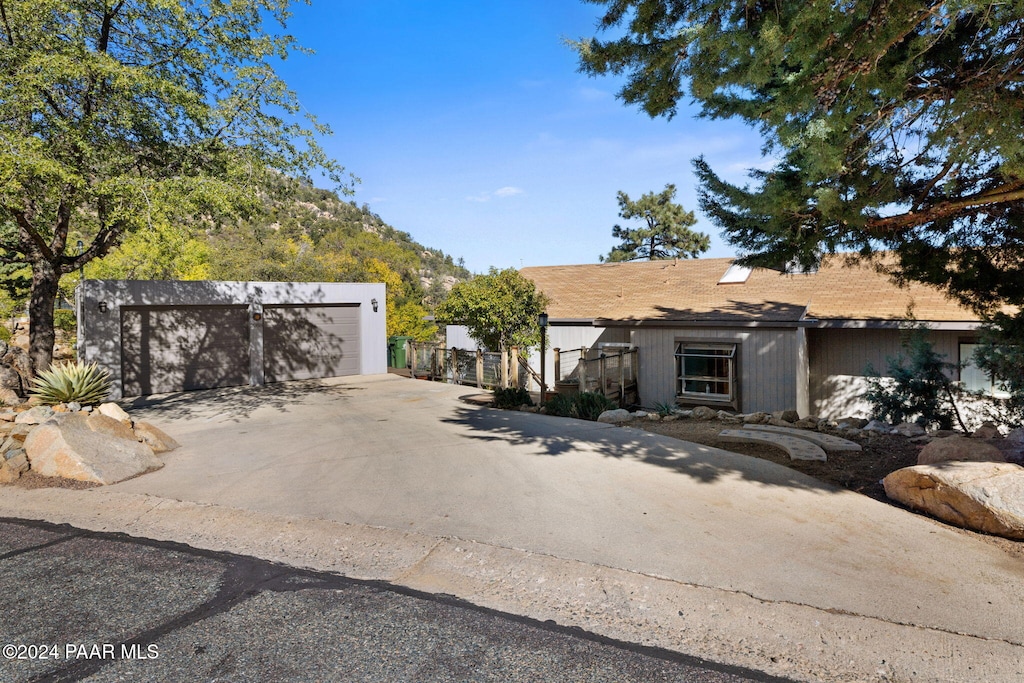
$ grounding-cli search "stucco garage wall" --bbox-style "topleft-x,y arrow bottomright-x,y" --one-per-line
78,280 -> 387,398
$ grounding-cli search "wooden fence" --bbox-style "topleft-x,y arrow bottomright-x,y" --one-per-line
406,342 -> 639,405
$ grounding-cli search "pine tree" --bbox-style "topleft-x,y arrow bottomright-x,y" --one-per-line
575,0 -> 1024,311
601,184 -> 710,262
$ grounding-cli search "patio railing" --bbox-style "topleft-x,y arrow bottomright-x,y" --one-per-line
406,341 -> 639,405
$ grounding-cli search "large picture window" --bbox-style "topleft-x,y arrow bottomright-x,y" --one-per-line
675,342 -> 737,404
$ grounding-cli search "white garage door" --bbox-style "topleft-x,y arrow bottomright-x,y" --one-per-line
263,304 -> 361,382
121,306 -> 250,396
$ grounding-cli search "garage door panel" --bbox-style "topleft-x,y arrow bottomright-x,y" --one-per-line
264,305 -> 361,382
121,306 -> 250,396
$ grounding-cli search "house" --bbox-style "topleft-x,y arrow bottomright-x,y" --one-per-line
519,256 -> 992,419
78,280 -> 387,399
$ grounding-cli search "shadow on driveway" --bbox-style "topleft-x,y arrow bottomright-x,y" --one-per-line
443,405 -> 842,493
118,379 -> 364,423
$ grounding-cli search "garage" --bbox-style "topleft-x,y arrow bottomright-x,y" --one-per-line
78,280 -> 387,399
263,304 -> 361,382
121,305 -> 250,395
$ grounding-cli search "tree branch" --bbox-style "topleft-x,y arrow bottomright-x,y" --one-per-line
867,182 -> 1024,235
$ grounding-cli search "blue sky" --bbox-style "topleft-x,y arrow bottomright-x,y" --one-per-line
277,1 -> 768,274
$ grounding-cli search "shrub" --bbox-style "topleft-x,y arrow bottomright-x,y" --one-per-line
493,387 -> 533,409
53,309 -> 77,336
571,391 -> 618,421
30,360 -> 111,406
863,326 -> 966,431
652,400 -> 676,417
543,391 -> 617,421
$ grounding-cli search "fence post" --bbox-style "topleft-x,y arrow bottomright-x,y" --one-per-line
618,350 -> 626,404
476,349 -> 484,389
579,347 -> 588,392
500,347 -> 508,388
553,348 -> 561,385
599,353 -> 607,397
409,342 -> 417,379
510,346 -> 519,388
452,348 -> 460,385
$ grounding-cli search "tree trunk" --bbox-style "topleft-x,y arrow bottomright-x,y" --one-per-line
28,259 -> 59,375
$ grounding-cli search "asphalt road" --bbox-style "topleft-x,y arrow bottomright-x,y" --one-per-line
0,519 -> 791,683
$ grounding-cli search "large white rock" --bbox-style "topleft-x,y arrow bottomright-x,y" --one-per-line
893,422 -> 926,437
917,435 -> 1005,466
883,462 -> 1024,539
596,409 -> 632,424
97,402 -> 132,424
132,421 -> 180,453
24,414 -> 161,485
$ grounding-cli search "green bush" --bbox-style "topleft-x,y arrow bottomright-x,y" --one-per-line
542,393 -> 576,418
53,309 -> 77,336
543,391 -> 618,421
493,387 -> 533,409
652,400 -> 676,416
863,326 -> 966,431
30,361 -> 111,406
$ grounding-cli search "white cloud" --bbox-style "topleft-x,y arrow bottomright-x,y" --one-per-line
466,186 -> 525,203
494,186 -> 524,197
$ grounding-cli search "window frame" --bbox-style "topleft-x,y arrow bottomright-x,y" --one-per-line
959,340 -> 1010,399
674,340 -> 740,410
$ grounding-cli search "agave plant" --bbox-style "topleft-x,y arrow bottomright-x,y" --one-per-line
30,361 -> 112,407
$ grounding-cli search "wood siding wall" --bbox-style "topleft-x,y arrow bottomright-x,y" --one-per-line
808,328 -> 973,418
632,327 -> 800,413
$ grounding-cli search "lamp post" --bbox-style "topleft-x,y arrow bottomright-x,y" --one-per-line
538,312 -> 549,403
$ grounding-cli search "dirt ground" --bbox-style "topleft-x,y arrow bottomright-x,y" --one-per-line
625,416 -> 1024,562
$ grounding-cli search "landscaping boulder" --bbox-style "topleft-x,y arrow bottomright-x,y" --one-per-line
98,402 -> 132,424
597,409 -> 631,424
894,422 -> 926,438
883,462 -> 1024,539
772,409 -> 800,424
24,413 -> 161,485
15,406 -> 54,425
863,419 -> 893,434
691,406 -> 717,420
133,421 -> 180,453
917,435 -> 1005,466
742,412 -> 771,425
973,421 -> 1002,439
0,341 -> 32,405
836,417 -> 868,430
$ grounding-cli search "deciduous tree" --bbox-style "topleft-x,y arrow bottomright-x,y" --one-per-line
434,268 -> 549,352
601,184 -> 709,262
0,0 -> 347,372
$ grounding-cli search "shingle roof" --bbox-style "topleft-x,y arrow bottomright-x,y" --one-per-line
520,256 -> 979,324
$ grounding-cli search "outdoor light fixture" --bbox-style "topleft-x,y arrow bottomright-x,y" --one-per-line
538,312 -> 549,328
252,312 -> 262,321
371,298 -> 378,312
97,301 -> 108,313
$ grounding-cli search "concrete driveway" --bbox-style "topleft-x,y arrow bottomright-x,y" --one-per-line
3,374 -> 1022,682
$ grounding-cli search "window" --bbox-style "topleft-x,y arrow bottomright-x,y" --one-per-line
675,342 -> 737,403
959,343 -> 1010,399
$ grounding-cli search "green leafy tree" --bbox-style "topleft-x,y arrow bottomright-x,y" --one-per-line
434,268 -> 549,352
0,0 -> 348,373
575,0 -> 1024,311
601,184 -> 710,262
